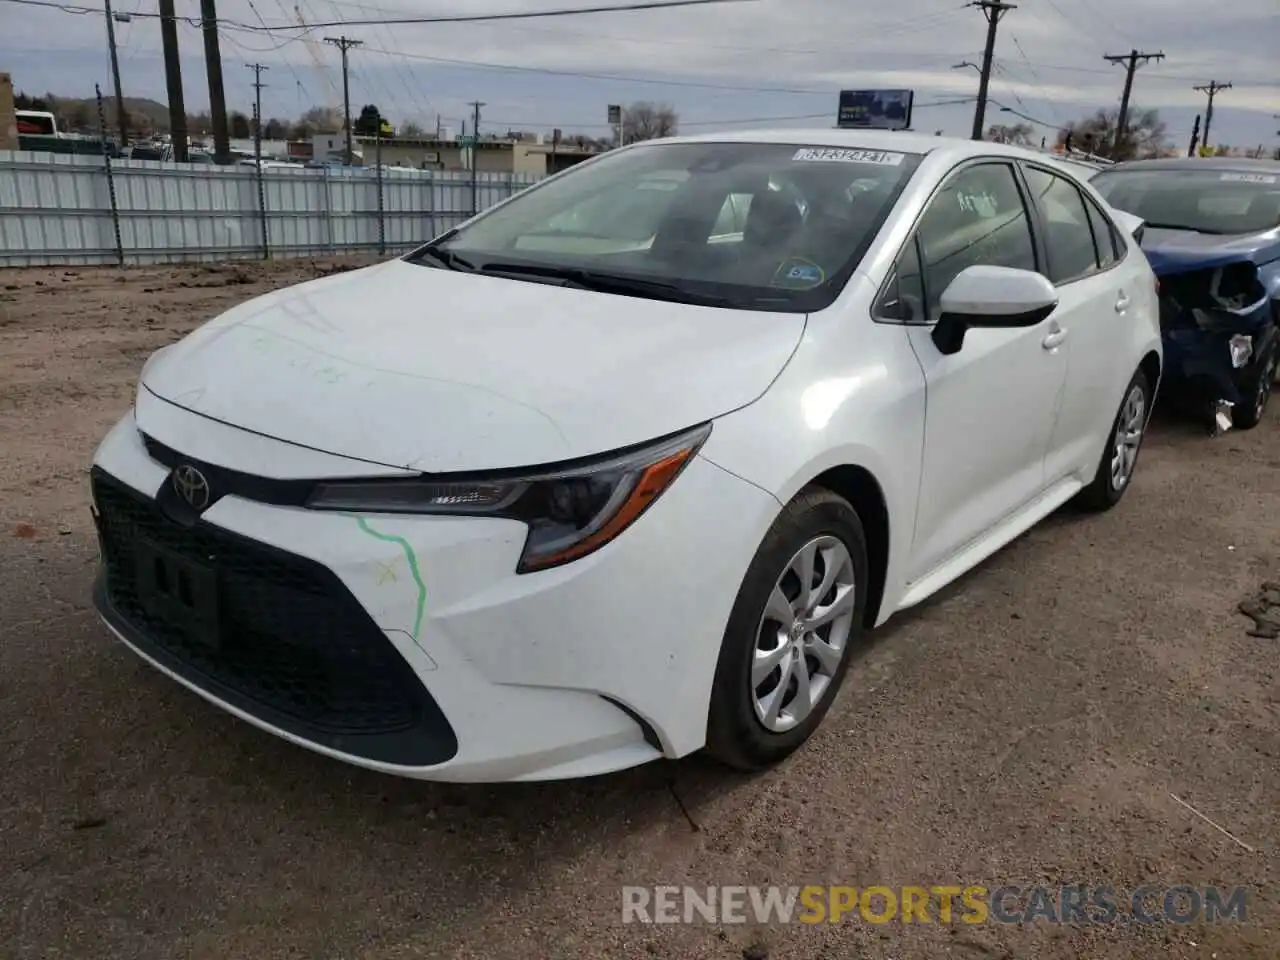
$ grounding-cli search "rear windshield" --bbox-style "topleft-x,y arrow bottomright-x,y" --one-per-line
1092,168 -> 1280,235
411,140 -> 923,311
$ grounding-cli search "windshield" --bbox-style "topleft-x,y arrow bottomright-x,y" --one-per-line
407,141 -> 923,311
1091,167 -> 1280,235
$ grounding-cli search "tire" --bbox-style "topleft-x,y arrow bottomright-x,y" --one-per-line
705,487 -> 869,771
1232,342 -> 1276,430
1077,367 -> 1153,512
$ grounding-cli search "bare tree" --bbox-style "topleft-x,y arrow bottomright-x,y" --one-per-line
1058,106 -> 1167,160
984,121 -> 1035,146
622,101 -> 678,143
299,106 -> 344,133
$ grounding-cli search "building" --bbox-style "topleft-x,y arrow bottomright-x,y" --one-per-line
0,73 -> 16,151
354,134 -> 602,175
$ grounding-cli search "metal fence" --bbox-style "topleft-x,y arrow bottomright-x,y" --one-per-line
0,151 -> 544,267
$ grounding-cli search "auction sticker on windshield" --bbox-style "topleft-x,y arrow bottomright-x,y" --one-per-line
793,148 -> 905,165
1220,173 -> 1277,184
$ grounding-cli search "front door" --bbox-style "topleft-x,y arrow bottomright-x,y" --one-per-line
902,161 -> 1069,582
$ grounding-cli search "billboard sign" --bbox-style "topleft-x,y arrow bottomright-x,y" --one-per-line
837,89 -> 914,131
608,104 -> 622,125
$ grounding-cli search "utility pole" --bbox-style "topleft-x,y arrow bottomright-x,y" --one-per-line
1187,113 -> 1201,158
969,1 -> 1016,141
158,0 -> 187,162
1103,49 -> 1164,158
246,63 -> 269,258
200,0 -> 230,163
468,100 -> 485,215
324,36 -> 363,164
245,63 -> 268,158
1193,81 -> 1231,151
102,0 -> 129,145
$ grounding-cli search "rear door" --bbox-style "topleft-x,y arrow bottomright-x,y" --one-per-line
1020,162 -> 1133,484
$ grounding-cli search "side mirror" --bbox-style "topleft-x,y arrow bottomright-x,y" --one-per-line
931,265 -> 1058,355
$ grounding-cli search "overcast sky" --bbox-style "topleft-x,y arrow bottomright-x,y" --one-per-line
3,0 -> 1277,148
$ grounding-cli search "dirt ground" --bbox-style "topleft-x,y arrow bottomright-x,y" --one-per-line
0,259 -> 1277,960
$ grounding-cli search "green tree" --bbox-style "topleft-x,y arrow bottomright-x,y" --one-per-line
263,118 -> 288,140
354,104 -> 384,136
229,112 -> 251,139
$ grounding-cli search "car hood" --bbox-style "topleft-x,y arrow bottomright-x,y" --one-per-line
139,259 -> 807,473
1140,227 -> 1280,276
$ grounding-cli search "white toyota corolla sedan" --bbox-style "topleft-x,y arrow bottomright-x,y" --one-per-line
90,130 -> 1162,782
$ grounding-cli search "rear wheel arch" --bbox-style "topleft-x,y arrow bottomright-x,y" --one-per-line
1139,350 -> 1161,401
805,465 -> 889,629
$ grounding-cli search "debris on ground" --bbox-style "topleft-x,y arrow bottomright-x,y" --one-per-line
1238,582 -> 1280,638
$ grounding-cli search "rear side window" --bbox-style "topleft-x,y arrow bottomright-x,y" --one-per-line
1081,193 -> 1123,266
1023,166 -> 1100,284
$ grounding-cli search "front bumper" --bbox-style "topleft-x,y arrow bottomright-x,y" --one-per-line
89,408 -> 781,782
1161,322 -> 1276,406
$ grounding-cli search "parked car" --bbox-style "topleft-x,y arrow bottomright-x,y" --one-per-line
1091,157 -> 1280,432
90,130 -> 1161,782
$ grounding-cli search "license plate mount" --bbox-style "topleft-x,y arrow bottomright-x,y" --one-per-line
134,535 -> 221,649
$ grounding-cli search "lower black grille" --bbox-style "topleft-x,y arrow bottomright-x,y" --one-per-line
90,467 -> 457,766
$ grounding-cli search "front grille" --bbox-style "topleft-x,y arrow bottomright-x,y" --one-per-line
91,467 -> 457,766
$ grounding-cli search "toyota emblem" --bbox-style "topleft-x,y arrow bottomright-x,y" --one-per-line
172,464 -> 211,511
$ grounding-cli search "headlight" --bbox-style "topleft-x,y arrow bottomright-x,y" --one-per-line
307,423 -> 711,573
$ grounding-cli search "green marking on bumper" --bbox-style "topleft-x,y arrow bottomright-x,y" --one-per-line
346,514 -> 427,641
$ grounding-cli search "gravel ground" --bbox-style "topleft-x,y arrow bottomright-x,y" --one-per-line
1,259 -> 1277,960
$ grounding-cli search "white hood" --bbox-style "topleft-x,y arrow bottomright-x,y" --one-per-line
140,259 -> 806,473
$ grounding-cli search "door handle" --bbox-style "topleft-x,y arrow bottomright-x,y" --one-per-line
1115,292 -> 1130,313
1042,328 -> 1068,350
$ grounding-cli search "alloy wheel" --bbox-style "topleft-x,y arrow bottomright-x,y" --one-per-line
1110,383 -> 1147,491
1255,355 -> 1276,421
751,535 -> 857,733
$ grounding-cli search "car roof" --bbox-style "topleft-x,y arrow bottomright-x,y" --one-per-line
1104,156 -> 1280,175
645,127 -> 1061,164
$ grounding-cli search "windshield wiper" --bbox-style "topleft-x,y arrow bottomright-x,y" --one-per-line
1142,222 -> 1227,235
405,231 -> 477,271
476,261 -> 739,307
414,246 -> 477,271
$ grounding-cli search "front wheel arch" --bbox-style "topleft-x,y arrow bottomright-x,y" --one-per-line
805,465 -> 889,629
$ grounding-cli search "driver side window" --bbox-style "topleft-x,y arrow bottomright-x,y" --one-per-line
915,163 -> 1038,324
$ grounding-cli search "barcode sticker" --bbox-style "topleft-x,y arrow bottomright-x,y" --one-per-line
792,147 -> 905,165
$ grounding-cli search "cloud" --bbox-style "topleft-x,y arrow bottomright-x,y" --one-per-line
3,0 -> 1276,145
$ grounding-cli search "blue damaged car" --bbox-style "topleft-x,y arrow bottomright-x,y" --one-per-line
1091,157 -> 1280,433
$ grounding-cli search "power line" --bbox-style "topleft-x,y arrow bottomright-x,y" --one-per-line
245,0 -> 311,99
316,0 -> 970,58
356,41 -> 833,95
487,99 -> 979,132
0,0 -> 761,31
323,0 -> 405,125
